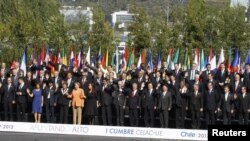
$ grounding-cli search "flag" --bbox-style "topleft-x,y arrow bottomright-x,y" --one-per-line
127,48 -> 135,69
231,49 -> 240,72
187,54 -> 191,70
147,49 -> 153,71
210,55 -> 217,70
57,52 -> 61,63
44,48 -> 50,63
141,49 -> 146,64
157,50 -> 161,69
166,48 -> 173,68
98,47 -> 102,62
101,54 -> 106,68
137,54 -> 142,69
105,49 -> 109,67
194,48 -> 200,70
173,48 -> 180,64
182,48 -> 188,70
78,49 -> 83,69
217,48 -> 225,69
124,47 -> 129,61
20,51 -> 27,76
40,43 -> 45,65
86,47 -> 91,64
69,49 -> 74,68
10,60 -> 16,69
208,48 -> 213,62
62,48 -> 67,66
115,46 -> 119,73
227,48 -> 233,72
245,48 -> 250,65
200,48 -> 205,71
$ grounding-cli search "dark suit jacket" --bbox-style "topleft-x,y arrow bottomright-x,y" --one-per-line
100,84 -> 113,106
3,85 -> 16,103
239,93 -> 250,113
57,88 -> 70,106
43,86 -> 56,106
141,89 -> 157,109
16,84 -> 27,104
230,81 -> 243,94
204,89 -> 218,111
215,70 -> 228,83
190,91 -> 203,111
157,91 -> 172,110
243,72 -> 250,91
187,69 -> 199,81
218,93 -> 234,112
200,70 -> 215,83
112,87 -> 127,107
128,89 -> 141,109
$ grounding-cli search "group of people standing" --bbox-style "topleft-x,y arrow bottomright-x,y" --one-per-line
0,57 -> 249,129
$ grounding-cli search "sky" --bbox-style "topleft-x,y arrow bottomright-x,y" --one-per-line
230,0 -> 249,9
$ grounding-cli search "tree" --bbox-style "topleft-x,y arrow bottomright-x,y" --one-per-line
128,5 -> 151,54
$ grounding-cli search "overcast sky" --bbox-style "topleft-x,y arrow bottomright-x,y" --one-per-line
230,0 -> 249,8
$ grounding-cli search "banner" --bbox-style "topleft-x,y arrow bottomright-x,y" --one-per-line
0,121 -> 207,140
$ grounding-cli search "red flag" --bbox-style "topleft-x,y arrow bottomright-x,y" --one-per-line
101,54 -> 106,68
124,47 -> 129,61
141,49 -> 146,64
40,43 -> 45,65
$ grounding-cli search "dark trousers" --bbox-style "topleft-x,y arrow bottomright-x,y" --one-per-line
59,105 -> 69,124
129,108 -> 138,126
101,105 -> 112,125
143,107 -> 154,127
159,109 -> 169,128
45,103 -> 55,123
206,109 -> 215,125
175,106 -> 186,128
223,111 -> 231,125
239,111 -> 249,125
16,102 -> 27,121
115,105 -> 124,126
191,109 -> 201,129
4,102 -> 14,121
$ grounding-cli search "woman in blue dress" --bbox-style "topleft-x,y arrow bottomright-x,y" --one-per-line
27,83 -> 43,123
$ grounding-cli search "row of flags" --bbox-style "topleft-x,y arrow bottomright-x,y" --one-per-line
18,44 -> 250,76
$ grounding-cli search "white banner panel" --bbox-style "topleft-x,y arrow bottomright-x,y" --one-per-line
0,121 -> 207,140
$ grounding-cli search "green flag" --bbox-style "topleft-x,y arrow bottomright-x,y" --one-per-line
173,48 -> 180,64
200,48 -> 205,71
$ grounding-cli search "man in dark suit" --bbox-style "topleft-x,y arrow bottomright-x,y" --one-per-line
113,80 -> 127,126
79,71 -> 90,93
218,85 -> 234,125
238,86 -> 250,125
204,82 -> 219,126
243,64 -> 250,92
100,78 -> 113,125
141,82 -> 157,127
66,72 -> 75,93
44,80 -> 56,123
0,70 -> 7,86
128,82 -> 141,126
200,64 -> 214,83
3,77 -> 16,121
186,63 -> 199,83
158,84 -> 172,128
190,84 -> 203,129
215,63 -> 228,94
230,73 -> 243,118
16,77 -> 28,121
172,64 -> 182,83
53,71 -> 62,88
